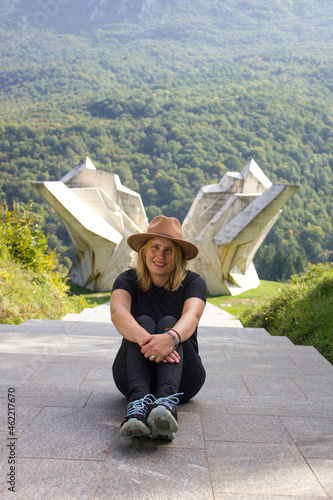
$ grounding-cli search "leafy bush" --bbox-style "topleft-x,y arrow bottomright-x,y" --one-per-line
2,201 -> 57,268
0,201 -> 87,323
240,263 -> 333,363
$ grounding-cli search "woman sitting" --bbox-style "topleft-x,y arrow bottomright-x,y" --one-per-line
111,215 -> 206,440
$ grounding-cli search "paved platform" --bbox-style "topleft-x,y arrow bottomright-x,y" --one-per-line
0,302 -> 332,499
62,301 -> 244,327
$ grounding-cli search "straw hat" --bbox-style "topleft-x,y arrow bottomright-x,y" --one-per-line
127,216 -> 198,260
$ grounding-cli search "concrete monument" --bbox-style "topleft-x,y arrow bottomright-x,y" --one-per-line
34,157 -> 298,295
182,159 -> 299,295
33,157 -> 148,291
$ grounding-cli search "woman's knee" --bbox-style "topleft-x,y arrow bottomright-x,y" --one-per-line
156,316 -> 177,333
137,315 -> 156,333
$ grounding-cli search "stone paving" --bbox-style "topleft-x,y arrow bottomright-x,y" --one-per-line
0,302 -> 332,499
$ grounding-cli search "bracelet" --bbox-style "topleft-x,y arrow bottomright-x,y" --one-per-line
169,328 -> 181,344
166,330 -> 179,349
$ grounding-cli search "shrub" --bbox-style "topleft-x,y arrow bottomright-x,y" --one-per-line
240,263 -> 333,363
0,201 -> 87,323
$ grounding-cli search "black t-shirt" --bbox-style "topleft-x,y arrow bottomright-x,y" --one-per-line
112,269 -> 206,351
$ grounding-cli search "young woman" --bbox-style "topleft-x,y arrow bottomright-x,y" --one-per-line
111,216 -> 207,440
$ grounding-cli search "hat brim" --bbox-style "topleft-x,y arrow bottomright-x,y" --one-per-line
127,232 -> 198,260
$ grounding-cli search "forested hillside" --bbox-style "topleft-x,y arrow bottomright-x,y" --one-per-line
0,0 -> 332,282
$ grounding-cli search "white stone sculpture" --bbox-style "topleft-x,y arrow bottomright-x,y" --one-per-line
182,159 -> 299,296
34,157 -> 298,296
33,157 -> 148,291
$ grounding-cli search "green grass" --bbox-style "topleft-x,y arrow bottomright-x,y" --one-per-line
0,263 -> 109,324
67,280 -> 111,307
207,266 -> 333,364
0,256 -> 87,324
239,264 -> 333,364
207,280 -> 286,318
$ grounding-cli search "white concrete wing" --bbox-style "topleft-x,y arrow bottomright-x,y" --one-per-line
182,159 -> 299,295
33,157 -> 148,291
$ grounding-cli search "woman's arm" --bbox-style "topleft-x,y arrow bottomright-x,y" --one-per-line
140,297 -> 205,362
110,289 -> 151,345
111,288 -> 180,363
172,297 -> 206,343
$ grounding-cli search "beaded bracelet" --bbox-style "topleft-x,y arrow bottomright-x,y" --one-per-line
169,328 -> 181,344
166,330 -> 179,349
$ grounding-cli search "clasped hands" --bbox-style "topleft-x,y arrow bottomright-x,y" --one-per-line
140,333 -> 180,364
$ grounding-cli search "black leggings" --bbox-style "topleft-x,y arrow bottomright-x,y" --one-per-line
112,315 -> 206,404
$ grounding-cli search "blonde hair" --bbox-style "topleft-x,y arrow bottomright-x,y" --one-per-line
133,238 -> 187,292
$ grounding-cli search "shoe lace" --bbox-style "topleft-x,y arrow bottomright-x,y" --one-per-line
126,394 -> 156,417
154,392 -> 183,411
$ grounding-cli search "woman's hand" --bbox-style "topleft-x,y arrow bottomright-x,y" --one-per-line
140,334 -> 180,363
162,350 -> 181,364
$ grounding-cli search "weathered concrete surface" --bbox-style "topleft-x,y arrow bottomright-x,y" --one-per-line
33,157 -> 148,292
0,304 -> 332,499
183,159 -> 299,296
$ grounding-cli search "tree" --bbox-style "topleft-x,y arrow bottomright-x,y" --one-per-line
0,201 -> 59,276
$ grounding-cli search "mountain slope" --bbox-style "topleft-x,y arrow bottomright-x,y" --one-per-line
1,0 -> 332,44
0,0 -> 332,280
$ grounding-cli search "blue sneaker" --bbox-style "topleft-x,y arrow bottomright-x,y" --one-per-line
147,393 -> 182,440
120,394 -> 155,437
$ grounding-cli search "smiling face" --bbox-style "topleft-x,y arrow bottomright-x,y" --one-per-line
144,237 -> 175,286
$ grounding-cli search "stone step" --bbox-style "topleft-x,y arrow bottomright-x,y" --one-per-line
0,319 -> 116,336
199,325 -> 293,345
0,318 -> 290,346
0,328 -> 330,379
